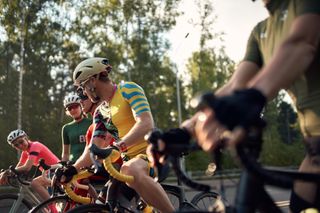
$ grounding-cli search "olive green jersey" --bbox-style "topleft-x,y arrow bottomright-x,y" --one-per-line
244,0 -> 320,136
62,117 -> 92,161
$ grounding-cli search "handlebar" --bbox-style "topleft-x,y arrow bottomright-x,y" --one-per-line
90,144 -> 134,183
196,92 -> 320,187
147,129 -> 212,191
8,165 -> 30,186
63,170 -> 94,204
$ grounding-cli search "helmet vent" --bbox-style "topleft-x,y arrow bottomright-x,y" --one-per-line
75,71 -> 82,80
101,59 -> 109,65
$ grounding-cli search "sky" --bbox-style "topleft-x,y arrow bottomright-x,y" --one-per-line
167,0 -> 269,72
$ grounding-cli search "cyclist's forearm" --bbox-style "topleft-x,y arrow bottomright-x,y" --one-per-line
74,146 -> 91,171
120,112 -> 154,147
216,61 -> 259,97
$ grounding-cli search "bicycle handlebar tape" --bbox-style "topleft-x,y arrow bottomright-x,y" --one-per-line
64,170 -> 94,204
103,150 -> 134,183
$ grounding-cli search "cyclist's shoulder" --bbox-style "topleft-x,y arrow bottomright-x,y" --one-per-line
28,141 -> 46,150
62,120 -> 77,129
81,117 -> 92,124
118,81 -> 143,90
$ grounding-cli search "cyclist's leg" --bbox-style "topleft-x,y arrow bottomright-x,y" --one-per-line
121,156 -> 175,213
30,175 -> 51,202
290,138 -> 320,212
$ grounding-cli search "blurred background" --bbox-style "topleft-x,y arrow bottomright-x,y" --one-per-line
0,0 -> 304,173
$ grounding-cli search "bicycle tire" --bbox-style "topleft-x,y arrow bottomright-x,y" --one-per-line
162,184 -> 182,210
0,193 -> 32,212
191,191 -> 220,210
66,203 -> 110,213
29,194 -> 77,213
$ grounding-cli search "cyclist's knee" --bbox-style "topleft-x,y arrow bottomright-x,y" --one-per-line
122,158 -> 146,174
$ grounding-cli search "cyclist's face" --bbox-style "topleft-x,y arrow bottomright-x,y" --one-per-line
66,104 -> 82,118
78,77 -> 99,103
12,137 -> 28,150
80,98 -> 93,114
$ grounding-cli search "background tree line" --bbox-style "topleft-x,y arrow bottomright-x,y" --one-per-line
0,0 -> 303,171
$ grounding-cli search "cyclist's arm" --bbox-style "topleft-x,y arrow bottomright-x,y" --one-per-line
216,61 -> 260,96
61,125 -> 70,161
15,158 -> 34,173
73,145 -> 91,170
61,144 -> 70,161
120,111 -> 154,147
249,14 -> 320,99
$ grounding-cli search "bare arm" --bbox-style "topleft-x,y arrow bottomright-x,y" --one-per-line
250,14 -> 320,99
15,158 -> 34,173
121,111 -> 154,147
216,61 -> 260,96
73,145 -> 91,170
61,144 -> 70,161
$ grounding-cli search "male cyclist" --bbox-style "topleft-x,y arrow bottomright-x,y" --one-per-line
62,57 -> 174,212
61,93 -> 91,162
0,129 -> 59,202
179,0 -> 320,212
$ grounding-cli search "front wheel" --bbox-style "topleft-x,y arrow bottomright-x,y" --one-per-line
66,203 -> 110,213
29,195 -> 76,213
0,193 -> 32,212
191,191 -> 220,211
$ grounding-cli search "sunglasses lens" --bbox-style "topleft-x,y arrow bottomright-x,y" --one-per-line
77,87 -> 88,100
67,105 -> 79,111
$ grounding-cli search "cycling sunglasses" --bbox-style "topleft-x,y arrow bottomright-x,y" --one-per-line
76,87 -> 89,101
66,104 -> 79,111
12,138 -> 25,147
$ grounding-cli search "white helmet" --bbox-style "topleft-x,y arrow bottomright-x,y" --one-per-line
63,94 -> 81,108
7,129 -> 27,145
73,57 -> 112,86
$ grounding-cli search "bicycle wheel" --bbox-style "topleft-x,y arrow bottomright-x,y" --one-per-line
0,193 -> 32,212
161,184 -> 182,210
191,191 -> 220,210
29,195 -> 77,213
66,203 -> 110,213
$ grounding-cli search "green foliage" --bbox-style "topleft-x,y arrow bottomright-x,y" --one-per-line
0,0 -> 182,169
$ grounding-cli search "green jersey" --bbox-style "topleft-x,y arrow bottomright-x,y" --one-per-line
62,117 -> 92,161
244,0 -> 320,136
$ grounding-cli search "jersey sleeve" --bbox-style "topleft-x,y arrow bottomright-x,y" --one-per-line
17,151 -> 28,167
119,82 -> 151,116
62,125 -> 70,145
242,24 -> 263,67
27,143 -> 41,163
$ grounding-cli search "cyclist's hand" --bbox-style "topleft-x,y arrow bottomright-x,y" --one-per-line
207,88 -> 266,130
192,110 -> 227,152
0,170 -> 10,185
146,143 -> 166,167
60,165 -> 78,183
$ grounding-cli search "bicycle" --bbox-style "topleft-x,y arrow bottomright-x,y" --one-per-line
64,144 -> 220,212
0,161 -> 63,213
148,92 -> 320,212
29,161 -> 105,213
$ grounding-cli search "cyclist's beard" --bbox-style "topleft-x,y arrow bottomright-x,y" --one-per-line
88,86 -> 101,104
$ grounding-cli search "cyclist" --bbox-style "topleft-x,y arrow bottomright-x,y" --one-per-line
61,57 -> 174,212
174,0 -> 320,212
61,93 -> 91,162
0,129 -> 59,202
